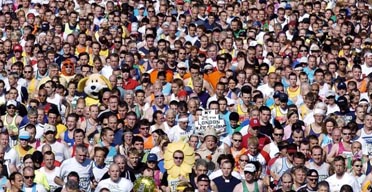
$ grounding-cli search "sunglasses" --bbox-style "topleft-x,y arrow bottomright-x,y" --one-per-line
354,165 -> 362,167
173,156 -> 184,160
342,132 -> 351,135
233,139 -> 242,142
273,133 -> 284,137
7,106 -> 16,109
308,178 -> 318,182
24,175 -> 35,179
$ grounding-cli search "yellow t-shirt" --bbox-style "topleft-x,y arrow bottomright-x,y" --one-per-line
35,170 -> 50,191
287,86 -> 301,100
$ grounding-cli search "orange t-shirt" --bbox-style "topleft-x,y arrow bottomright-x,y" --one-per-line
205,70 -> 225,90
150,70 -> 174,84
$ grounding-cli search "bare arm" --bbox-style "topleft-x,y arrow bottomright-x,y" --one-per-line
326,144 -> 339,163
54,176 -> 65,186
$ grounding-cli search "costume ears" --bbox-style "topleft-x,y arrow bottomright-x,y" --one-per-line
100,75 -> 112,90
77,77 -> 88,92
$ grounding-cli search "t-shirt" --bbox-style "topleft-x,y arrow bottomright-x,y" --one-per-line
37,142 -> 70,162
326,173 -> 360,192
24,183 -> 47,192
212,176 -> 241,192
39,167 -> 61,192
94,178 -> 133,192
59,158 -> 93,192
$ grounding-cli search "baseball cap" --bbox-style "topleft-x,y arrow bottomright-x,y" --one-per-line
197,174 -> 210,182
326,90 -> 335,98
19,130 -> 30,140
13,44 -> 23,52
147,153 -> 158,162
204,64 -> 213,70
287,143 -> 297,153
273,91 -> 281,99
177,90 -> 187,97
359,98 -> 369,105
307,169 -> 319,177
44,124 -> 56,133
177,62 -> 187,69
250,118 -> 260,129
279,93 -> 288,103
244,163 -> 256,172
6,100 -> 17,107
337,82 -> 347,90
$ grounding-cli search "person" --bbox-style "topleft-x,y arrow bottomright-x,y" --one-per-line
233,163 -> 263,191
211,160 -> 241,191
196,174 -> 212,192
39,151 -> 61,192
274,173 -> 295,192
37,124 -> 70,162
296,169 -> 319,191
326,156 -> 360,191
305,146 -> 330,181
23,166 -> 47,192
56,144 -> 94,192
8,172 -> 24,192
94,163 -> 133,192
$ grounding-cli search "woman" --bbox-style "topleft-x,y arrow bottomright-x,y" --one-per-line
305,108 -> 325,137
248,73 -> 260,90
351,158 -> 365,188
319,118 -> 337,147
119,131 -> 133,159
226,77 -> 239,99
65,81 -> 79,111
146,153 -> 162,188
236,154 -> 249,179
327,126 -> 353,162
283,110 -> 300,140
149,129 -> 169,160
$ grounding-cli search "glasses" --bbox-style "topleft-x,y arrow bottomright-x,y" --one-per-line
343,132 -> 351,135
155,95 -> 164,98
140,127 -> 150,130
233,139 -> 242,142
103,98 -> 109,101
115,41 -> 121,43
64,65 -> 73,68
24,71 -> 32,73
274,133 -> 284,137
24,175 -> 35,179
39,94 -> 46,97
174,156 -> 184,160
148,10 -> 155,13
7,106 -> 16,109
20,139 -> 29,141
354,165 -> 362,167
300,50 -> 307,52
308,178 -> 318,182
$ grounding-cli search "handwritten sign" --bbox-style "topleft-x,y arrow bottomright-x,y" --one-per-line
194,110 -> 226,135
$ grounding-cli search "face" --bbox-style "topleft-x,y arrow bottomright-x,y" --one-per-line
173,151 -> 184,166
205,136 -> 216,150
23,169 -> 35,187
282,175 -> 293,191
12,174 -> 23,190
334,160 -> 345,175
128,154 -> 139,167
196,165 -> 208,176
294,170 -> 306,184
109,165 -> 121,182
232,134 -> 242,148
75,149 -> 87,164
197,181 -> 210,192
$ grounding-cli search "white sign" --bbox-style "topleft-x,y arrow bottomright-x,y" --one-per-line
194,110 -> 226,135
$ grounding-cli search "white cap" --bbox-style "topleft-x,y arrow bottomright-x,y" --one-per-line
299,57 -> 308,63
177,62 -> 187,69
244,163 -> 256,172
313,109 -> 325,116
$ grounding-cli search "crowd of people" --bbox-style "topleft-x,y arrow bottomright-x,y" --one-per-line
0,0 -> 371,191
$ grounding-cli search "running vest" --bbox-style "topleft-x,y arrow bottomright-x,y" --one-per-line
242,180 -> 259,192
63,131 -> 75,147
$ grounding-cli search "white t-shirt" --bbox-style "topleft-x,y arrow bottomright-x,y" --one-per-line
39,167 -> 61,192
93,164 -> 108,182
24,183 -> 47,192
208,169 -> 242,180
257,84 -> 274,98
94,178 -> 133,192
167,125 -> 194,142
37,142 -> 70,162
326,173 -> 360,192
59,158 -> 93,192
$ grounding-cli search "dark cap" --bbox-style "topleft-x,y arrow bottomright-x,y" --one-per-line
147,153 -> 157,162
273,91 -> 281,99
307,169 -> 319,177
337,96 -> 348,106
337,82 -> 347,90
279,93 -> 288,102
287,143 -> 297,153
197,174 -> 210,182
302,18 -> 310,24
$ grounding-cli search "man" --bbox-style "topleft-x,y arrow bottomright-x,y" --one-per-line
263,127 -> 284,158
206,55 -> 226,90
167,113 -> 193,142
37,124 -> 70,162
257,72 -> 276,98
305,146 -> 330,181
7,130 -> 34,170
95,163 -> 133,192
241,118 -> 271,151
258,106 -> 273,137
23,166 -> 47,192
296,169 -> 319,192
326,156 -> 360,191
125,148 -> 145,178
92,147 -> 108,182
143,92 -> 169,122
8,172 -> 24,192
57,144 -> 94,192
230,132 -> 247,163
39,151 -> 60,192
100,154 -> 136,182
191,174 -> 210,192
211,160 -> 241,191
233,163 -> 263,191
